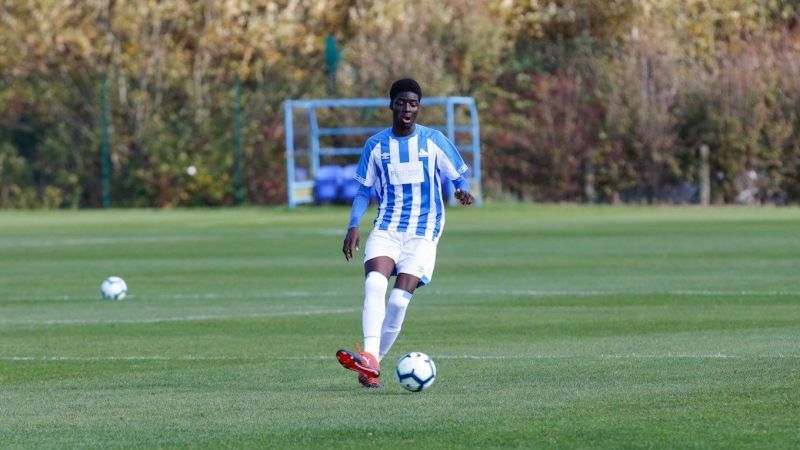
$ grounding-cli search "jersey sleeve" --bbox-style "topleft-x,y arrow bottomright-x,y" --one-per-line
434,132 -> 469,180
354,139 -> 379,187
348,184 -> 371,228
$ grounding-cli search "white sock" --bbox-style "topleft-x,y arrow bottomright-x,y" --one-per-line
379,288 -> 412,360
362,271 -> 388,357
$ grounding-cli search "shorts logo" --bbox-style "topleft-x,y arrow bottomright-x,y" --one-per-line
381,153 -> 391,160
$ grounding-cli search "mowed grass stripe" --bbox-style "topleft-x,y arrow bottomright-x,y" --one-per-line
0,307 -> 360,325
1,357 -> 798,448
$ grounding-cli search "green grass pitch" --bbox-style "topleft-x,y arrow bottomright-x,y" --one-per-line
1,204 -> 799,449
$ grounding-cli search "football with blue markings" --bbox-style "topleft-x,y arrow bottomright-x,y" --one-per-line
100,276 -> 127,301
396,352 -> 436,392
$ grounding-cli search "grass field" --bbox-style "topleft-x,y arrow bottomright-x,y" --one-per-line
1,204 -> 799,449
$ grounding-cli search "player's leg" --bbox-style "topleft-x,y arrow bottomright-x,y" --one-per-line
361,257 -> 394,357
336,230 -> 400,386
378,235 -> 437,360
378,273 -> 417,360
336,257 -> 391,379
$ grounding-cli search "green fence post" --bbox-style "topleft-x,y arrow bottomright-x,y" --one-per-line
325,35 -> 340,95
234,75 -> 244,207
100,75 -> 110,208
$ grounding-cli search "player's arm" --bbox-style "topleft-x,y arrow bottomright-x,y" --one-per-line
342,184 -> 371,261
343,140 -> 377,261
452,176 -> 474,206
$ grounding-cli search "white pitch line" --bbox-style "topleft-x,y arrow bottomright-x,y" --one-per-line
0,307 -> 359,326
462,289 -> 800,297
0,235 -> 207,249
1,291 -> 344,302
2,354 -> 799,362
666,290 -> 800,297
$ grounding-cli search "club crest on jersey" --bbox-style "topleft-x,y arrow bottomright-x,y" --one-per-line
418,148 -> 429,158
381,153 -> 391,160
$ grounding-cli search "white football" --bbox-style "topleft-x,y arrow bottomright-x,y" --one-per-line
100,276 -> 127,300
396,352 -> 436,392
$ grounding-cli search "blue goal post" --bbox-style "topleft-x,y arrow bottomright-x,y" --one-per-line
283,96 -> 482,208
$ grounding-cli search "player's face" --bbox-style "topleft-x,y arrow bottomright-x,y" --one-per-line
391,92 -> 420,135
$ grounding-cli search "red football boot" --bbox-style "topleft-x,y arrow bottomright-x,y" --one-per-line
336,344 -> 381,379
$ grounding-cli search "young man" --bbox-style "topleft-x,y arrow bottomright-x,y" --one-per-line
336,78 -> 475,388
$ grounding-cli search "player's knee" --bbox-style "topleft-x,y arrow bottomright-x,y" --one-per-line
388,298 -> 407,313
387,293 -> 409,315
365,271 -> 389,291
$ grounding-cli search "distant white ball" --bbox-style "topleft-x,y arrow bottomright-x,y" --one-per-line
396,352 -> 436,392
100,276 -> 127,301
186,165 -> 197,176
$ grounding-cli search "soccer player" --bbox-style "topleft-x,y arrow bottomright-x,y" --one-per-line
336,78 -> 475,388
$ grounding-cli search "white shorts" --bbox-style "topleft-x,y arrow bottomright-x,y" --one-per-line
364,229 -> 438,286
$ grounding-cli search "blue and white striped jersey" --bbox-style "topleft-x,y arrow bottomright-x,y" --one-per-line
354,125 -> 469,241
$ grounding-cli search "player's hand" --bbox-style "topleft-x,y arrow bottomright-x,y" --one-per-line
342,227 -> 360,261
454,189 -> 474,206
